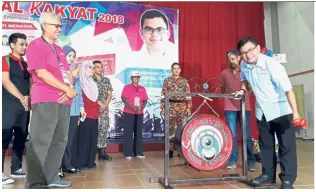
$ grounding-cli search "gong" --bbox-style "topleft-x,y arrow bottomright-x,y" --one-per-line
174,114 -> 233,171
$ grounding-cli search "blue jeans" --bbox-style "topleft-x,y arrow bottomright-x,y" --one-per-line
225,111 -> 256,164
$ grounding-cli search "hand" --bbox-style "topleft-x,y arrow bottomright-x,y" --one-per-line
186,108 -> 192,116
20,96 -> 29,110
65,86 -> 77,99
80,111 -> 87,119
98,101 -> 106,110
72,67 -> 80,77
58,92 -> 69,103
20,95 -> 29,106
232,90 -> 245,100
134,106 -> 140,113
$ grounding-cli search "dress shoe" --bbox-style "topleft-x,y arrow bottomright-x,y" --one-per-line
251,174 -> 276,185
169,151 -> 174,158
66,168 -> 80,174
98,149 -> 112,161
281,181 -> 294,189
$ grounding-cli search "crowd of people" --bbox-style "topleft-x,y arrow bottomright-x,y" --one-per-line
2,11 -> 302,190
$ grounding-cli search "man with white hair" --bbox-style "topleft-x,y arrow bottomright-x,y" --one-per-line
25,12 -> 77,189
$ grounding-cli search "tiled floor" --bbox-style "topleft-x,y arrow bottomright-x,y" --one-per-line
2,139 -> 314,189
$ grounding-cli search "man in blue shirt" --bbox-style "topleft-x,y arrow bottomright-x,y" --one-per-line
234,37 -> 300,189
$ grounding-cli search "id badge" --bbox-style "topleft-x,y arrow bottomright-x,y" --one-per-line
60,64 -> 70,84
134,96 -> 140,107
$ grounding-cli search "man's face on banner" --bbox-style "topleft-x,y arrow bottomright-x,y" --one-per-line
141,17 -> 170,51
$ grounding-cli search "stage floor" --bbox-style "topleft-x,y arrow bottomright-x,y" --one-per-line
2,139 -> 314,189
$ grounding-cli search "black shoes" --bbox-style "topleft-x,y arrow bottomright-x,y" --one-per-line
251,174 -> 276,185
65,168 -> 81,174
98,149 -> 112,161
169,151 -> 174,158
281,181 -> 294,189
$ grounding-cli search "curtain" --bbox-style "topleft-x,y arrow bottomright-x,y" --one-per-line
137,2 -> 266,140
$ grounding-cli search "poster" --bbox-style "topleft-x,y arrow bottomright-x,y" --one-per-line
2,2 -> 179,142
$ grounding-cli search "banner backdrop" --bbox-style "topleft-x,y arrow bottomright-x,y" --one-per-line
2,2 -> 179,142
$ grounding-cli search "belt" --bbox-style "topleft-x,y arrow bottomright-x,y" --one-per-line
169,99 -> 185,103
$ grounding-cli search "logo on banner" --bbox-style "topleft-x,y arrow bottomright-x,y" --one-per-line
181,114 -> 233,171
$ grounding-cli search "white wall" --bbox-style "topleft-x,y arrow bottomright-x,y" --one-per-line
264,2 -> 314,139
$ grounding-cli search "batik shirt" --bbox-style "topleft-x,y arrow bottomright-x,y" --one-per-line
93,75 -> 113,103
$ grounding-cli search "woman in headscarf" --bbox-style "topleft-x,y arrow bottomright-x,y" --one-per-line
58,45 -> 86,177
73,61 -> 99,169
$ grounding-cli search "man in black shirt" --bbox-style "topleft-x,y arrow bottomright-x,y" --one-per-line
2,33 -> 31,185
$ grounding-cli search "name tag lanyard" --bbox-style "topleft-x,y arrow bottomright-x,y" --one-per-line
41,36 -> 69,84
41,36 -> 62,66
133,84 -> 140,107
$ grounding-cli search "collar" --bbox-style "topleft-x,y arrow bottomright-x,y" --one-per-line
9,53 -> 24,63
229,67 -> 240,73
172,75 -> 182,80
244,53 -> 266,69
93,75 -> 102,81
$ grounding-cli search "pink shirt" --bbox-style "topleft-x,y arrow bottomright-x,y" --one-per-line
121,84 -> 149,114
220,68 -> 251,111
26,37 -> 72,105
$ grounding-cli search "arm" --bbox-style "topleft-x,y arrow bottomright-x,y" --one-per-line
104,91 -> 112,107
121,97 -> 134,111
141,100 -> 148,110
2,57 -> 24,100
35,69 -> 70,92
286,90 -> 299,115
141,88 -> 149,110
67,71 -> 74,87
105,80 -> 113,107
269,62 -> 299,117
2,72 -> 24,100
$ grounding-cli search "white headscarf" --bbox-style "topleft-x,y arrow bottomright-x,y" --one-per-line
79,61 -> 98,102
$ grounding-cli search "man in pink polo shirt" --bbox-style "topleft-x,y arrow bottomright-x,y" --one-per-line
121,72 -> 148,160
25,12 -> 77,189
220,50 -> 256,171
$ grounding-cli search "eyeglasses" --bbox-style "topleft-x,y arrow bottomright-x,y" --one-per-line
240,45 -> 258,57
143,27 -> 167,34
45,22 -> 62,29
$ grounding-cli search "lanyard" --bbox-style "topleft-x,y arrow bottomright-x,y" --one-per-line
132,84 -> 139,94
41,36 -> 62,64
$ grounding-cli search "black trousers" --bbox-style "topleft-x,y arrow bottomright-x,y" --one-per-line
73,118 -> 98,169
61,116 -> 79,170
2,102 -> 29,172
123,113 -> 144,157
257,114 -> 297,183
